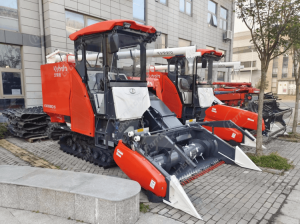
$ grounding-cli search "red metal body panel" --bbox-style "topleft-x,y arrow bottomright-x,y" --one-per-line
70,20 -> 156,41
205,105 -> 265,131
214,82 -> 260,107
41,61 -> 95,137
215,93 -> 245,101
160,74 -> 182,118
203,117 -> 243,143
114,141 -> 167,197
196,49 -> 223,57
41,62 -> 72,121
70,68 -> 95,137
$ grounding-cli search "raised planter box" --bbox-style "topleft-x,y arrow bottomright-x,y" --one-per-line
0,165 -> 140,224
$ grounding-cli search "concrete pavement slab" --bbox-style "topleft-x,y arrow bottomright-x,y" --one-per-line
136,213 -> 186,224
280,200 -> 300,220
273,215 -> 299,224
287,190 -> 300,203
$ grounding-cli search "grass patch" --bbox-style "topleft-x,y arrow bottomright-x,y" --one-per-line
0,123 -> 8,139
248,153 -> 293,171
140,203 -> 150,213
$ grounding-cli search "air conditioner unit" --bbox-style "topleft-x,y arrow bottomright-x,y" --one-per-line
224,30 -> 233,40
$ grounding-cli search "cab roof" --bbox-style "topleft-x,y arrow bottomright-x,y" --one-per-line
69,20 -> 157,41
196,49 -> 223,57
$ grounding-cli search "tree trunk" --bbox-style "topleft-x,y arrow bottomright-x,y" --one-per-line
293,68 -> 300,133
256,67 -> 267,156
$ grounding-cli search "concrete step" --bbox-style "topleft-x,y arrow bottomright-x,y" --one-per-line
0,165 -> 141,224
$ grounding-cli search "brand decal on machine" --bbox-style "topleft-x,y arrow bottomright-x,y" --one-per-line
247,118 -> 254,122
116,149 -> 123,158
147,81 -> 153,87
212,108 -> 217,113
231,133 -> 236,138
149,74 -> 161,79
129,88 -> 136,94
44,104 -> 56,109
54,65 -> 68,78
157,51 -> 173,55
150,179 -> 156,189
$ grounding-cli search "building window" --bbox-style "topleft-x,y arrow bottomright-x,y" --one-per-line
241,61 -> 256,68
220,7 -> 227,31
180,0 -> 192,15
161,34 -> 167,48
272,58 -> 278,77
217,71 -> 225,81
65,11 -> 104,36
233,46 -> 254,54
0,44 -> 24,109
271,78 -> 277,93
0,0 -> 19,32
178,38 -> 191,47
158,0 -> 167,5
282,56 -> 288,78
133,0 -> 145,24
65,11 -> 84,36
218,49 -> 226,62
206,46 -> 215,50
208,0 -> 217,27
0,44 -> 21,69
292,63 -> 297,77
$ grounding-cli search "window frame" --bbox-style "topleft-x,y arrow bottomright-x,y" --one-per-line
158,0 -> 168,6
0,67 -> 24,99
133,0 -> 146,24
282,56 -> 289,78
208,0 -> 217,27
65,10 -> 105,35
0,0 -> 20,32
161,33 -> 168,49
179,0 -> 192,16
219,6 -> 228,31
85,16 -> 104,27
178,38 -> 191,47
206,46 -> 216,50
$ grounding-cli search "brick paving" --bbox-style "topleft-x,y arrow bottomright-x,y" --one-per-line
0,146 -> 29,166
1,136 -> 300,224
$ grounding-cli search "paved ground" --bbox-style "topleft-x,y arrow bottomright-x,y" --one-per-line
1,136 -> 300,224
0,207 -> 88,224
0,99 -> 300,224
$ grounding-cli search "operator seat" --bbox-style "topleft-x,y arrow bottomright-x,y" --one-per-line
178,77 -> 192,104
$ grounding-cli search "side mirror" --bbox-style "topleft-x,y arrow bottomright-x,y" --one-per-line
202,58 -> 207,68
109,33 -> 119,54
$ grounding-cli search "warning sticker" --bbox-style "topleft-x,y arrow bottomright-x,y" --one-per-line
231,133 -> 236,138
150,180 -> 156,189
116,149 -> 123,158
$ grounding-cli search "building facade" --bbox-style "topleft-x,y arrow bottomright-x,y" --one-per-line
0,0 -> 235,109
233,31 -> 297,95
